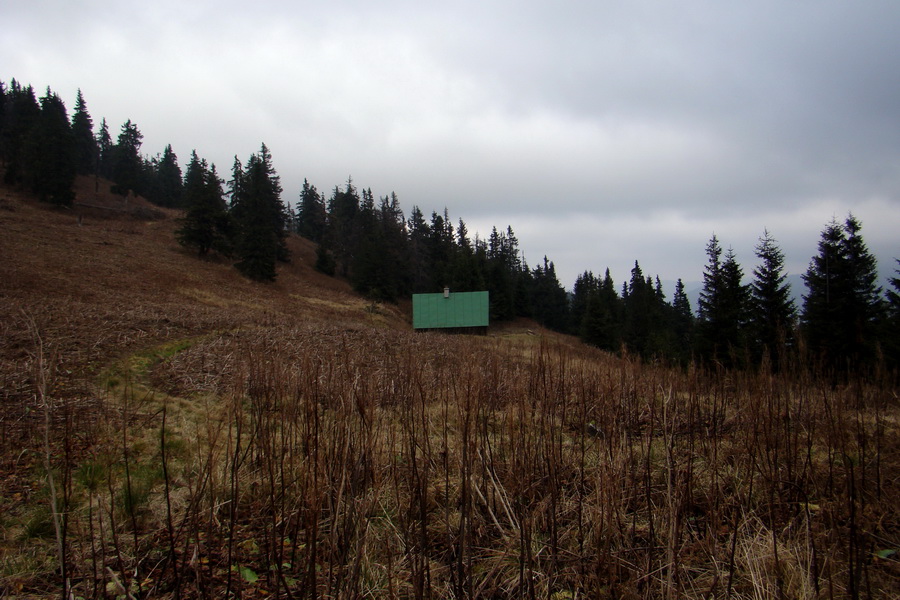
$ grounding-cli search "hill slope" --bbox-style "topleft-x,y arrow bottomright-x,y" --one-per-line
1,179 -> 898,599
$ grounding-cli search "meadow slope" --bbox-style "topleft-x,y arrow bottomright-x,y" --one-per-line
1,180 -> 898,599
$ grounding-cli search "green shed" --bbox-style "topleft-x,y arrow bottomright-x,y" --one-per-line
412,289 -> 489,332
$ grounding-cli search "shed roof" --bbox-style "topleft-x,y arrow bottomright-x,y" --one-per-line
412,290 -> 489,330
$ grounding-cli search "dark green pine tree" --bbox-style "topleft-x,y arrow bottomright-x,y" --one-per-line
646,275 -> 680,360
152,144 -> 183,208
326,178 -> 360,277
842,215 -> 883,347
623,261 -> 653,356
110,119 -> 144,197
296,178 -> 327,243
377,192 -> 410,297
426,209 -> 456,292
450,218 -> 485,292
71,88 -> 97,175
719,248 -> 751,363
486,226 -> 518,320
406,206 -> 431,292
0,81 -> 6,142
31,89 -> 76,206
748,229 -> 796,368
802,215 -> 882,370
697,235 -> 750,365
176,151 -> 232,256
350,187 -> 386,298
570,271 -> 597,334
96,118 -> 114,179
0,80 -> 6,142
581,268 -> 623,351
530,256 -> 569,331
226,155 -> 244,210
671,278 -> 694,362
884,259 -> 900,369
233,144 -> 288,281
2,81 -> 41,185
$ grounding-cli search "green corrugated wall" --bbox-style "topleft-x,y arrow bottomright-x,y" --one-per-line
412,291 -> 489,329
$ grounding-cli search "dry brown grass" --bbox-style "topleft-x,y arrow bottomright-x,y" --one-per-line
1,179 -> 899,599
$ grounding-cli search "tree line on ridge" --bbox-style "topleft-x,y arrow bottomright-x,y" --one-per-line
2,79 -> 899,374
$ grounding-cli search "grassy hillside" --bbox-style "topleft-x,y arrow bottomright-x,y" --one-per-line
1,179 -> 898,599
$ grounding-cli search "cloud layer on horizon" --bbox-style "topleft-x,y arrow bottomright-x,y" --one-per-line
4,0 -> 899,288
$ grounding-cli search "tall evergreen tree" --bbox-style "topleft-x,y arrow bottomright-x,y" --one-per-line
151,144 -> 183,208
31,89 -> 76,205
697,235 -> 750,365
570,270 -> 597,334
486,226 -> 519,320
110,119 -> 144,197
177,151 -> 232,256
531,256 -> 569,330
350,187 -> 385,297
581,269 -> 623,351
326,178 -> 360,277
407,205 -> 431,292
71,88 -> 97,175
623,261 -> 653,356
96,118 -> 113,179
450,218 -> 485,292
748,230 -> 796,368
377,192 -> 410,297
0,81 -> 6,146
885,259 -> 900,369
295,178 -> 327,243
802,215 -> 882,370
426,209 -> 455,291
671,278 -> 694,362
2,81 -> 40,185
233,144 -> 288,281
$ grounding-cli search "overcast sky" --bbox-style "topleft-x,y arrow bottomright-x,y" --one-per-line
5,0 -> 900,291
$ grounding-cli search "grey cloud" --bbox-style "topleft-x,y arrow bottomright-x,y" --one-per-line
3,1 -> 899,289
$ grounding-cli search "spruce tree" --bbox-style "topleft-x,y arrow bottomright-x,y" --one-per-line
71,89 -> 97,175
802,215 -> 882,370
885,259 -> 900,369
96,118 -> 113,179
296,178 -> 327,242
697,235 -> 750,365
32,89 -> 76,205
350,188 -> 386,298
749,230 -> 796,368
888,259 -> 900,318
671,278 -> 694,361
110,119 -> 144,197
0,80 -> 6,143
530,257 -> 569,331
623,261 -> 652,355
378,192 -> 410,296
326,178 -> 360,277
233,144 -> 288,281
2,81 -> 40,185
406,206 -> 431,292
177,151 -> 232,256
570,271 -> 597,334
426,209 -> 455,291
697,234 -> 723,361
152,144 -> 183,208
581,269 -> 622,351
450,218 -> 485,293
